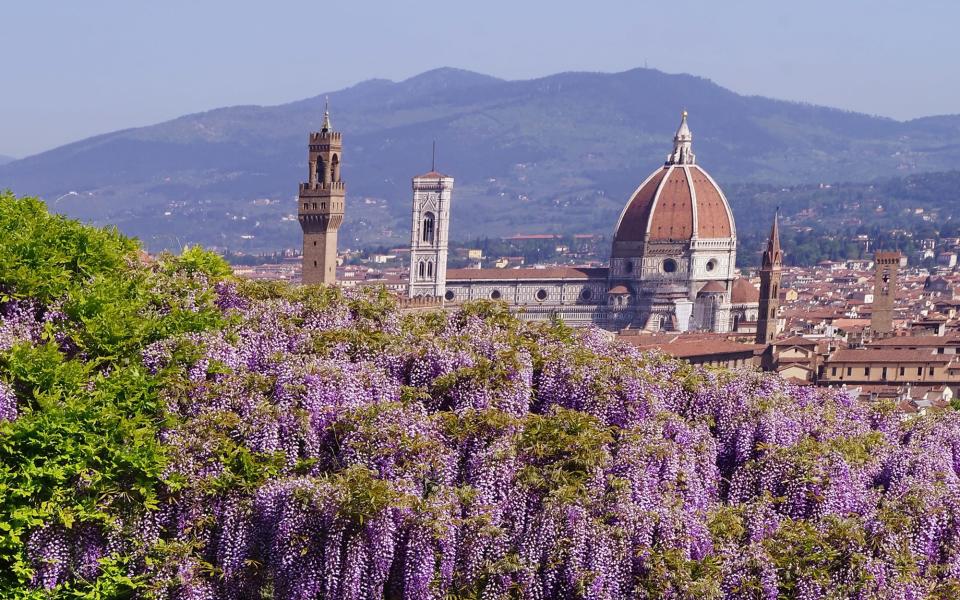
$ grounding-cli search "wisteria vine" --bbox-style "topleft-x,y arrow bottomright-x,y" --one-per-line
4,207 -> 960,598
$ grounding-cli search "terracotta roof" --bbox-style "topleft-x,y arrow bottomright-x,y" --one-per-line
773,335 -> 819,348
613,165 -> 733,244
700,281 -> 726,294
690,166 -> 732,238
649,168 -> 694,240
827,348 -> 952,364
869,334 -> 960,348
614,168 -> 669,243
608,285 -> 630,294
446,267 -> 608,281
414,170 -> 449,179
731,277 -> 760,304
620,334 -> 761,359
831,318 -> 871,330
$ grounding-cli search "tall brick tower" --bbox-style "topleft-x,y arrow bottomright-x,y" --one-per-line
298,100 -> 344,285
756,211 -> 783,345
872,251 -> 902,337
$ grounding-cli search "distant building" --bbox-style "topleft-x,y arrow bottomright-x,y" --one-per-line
871,252 -> 902,337
298,101 -> 344,285
822,348 -> 960,386
436,112 -> 743,332
407,166 -> 454,298
757,212 -> 783,345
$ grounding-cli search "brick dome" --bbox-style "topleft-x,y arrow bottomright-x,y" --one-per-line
613,113 -> 735,243
731,277 -> 760,304
613,164 -> 734,242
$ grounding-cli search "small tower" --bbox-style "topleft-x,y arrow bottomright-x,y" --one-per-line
666,110 -> 696,165
408,146 -> 454,298
298,100 -> 344,285
756,211 -> 783,345
872,251 -> 902,337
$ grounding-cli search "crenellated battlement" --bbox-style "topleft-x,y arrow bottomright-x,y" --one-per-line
309,131 -> 342,143
299,181 -> 346,194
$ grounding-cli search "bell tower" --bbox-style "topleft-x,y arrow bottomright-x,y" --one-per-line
756,211 -> 783,345
408,145 -> 454,298
871,251 -> 902,337
298,100 -> 344,285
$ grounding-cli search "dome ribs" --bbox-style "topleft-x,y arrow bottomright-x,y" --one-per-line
613,167 -> 669,242
691,166 -> 732,238
648,167 -> 694,241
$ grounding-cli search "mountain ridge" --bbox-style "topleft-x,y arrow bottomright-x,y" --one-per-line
1,66 -> 959,253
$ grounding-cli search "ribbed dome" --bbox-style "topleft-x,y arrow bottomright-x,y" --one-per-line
613,113 -> 735,244
613,164 -> 734,242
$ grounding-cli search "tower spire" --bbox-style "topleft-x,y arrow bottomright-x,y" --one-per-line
762,208 -> 782,269
666,110 -> 695,165
756,209 -> 783,345
321,96 -> 332,132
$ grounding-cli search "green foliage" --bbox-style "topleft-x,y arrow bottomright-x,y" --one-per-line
331,465 -> 402,526
0,193 -> 138,304
517,407 -> 613,502
0,344 -> 167,589
636,549 -> 722,599
156,245 -> 232,279
0,195 -> 233,593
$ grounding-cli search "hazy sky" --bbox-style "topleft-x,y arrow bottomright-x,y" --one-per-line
1,0 -> 957,157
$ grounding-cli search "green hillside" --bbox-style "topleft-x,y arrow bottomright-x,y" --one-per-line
1,67 -> 959,254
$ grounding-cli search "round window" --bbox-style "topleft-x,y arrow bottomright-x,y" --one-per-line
662,259 -> 678,273
580,288 -> 592,300
490,289 -> 502,300
535,289 -> 548,301
706,259 -> 717,272
444,290 -> 455,301
624,260 -> 633,274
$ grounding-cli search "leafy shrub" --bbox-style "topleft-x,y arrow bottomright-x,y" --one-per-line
4,192 -> 960,599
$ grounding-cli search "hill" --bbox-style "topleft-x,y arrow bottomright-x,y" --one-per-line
0,154 -> 14,165
5,192 -> 960,597
2,66 -> 960,253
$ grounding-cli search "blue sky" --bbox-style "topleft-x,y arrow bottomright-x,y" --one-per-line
1,0 -> 957,157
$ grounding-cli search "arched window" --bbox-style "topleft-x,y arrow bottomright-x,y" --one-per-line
422,212 -> 435,243
331,154 -> 340,182
426,261 -> 433,277
317,158 -> 328,184
418,261 -> 426,279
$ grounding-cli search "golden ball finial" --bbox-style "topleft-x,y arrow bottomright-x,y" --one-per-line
682,110 -> 688,118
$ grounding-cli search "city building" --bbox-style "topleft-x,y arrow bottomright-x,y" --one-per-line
420,112 -> 748,332
756,212 -> 783,345
407,163 -> 454,298
298,101 -> 345,285
871,251 -> 902,337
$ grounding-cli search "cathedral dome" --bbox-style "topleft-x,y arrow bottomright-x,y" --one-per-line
613,113 -> 735,243
731,277 -> 760,304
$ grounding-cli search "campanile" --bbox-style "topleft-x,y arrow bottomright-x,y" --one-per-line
298,101 -> 344,285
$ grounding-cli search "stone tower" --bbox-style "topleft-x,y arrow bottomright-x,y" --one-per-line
756,211 -> 783,345
298,100 -> 344,285
408,152 -> 454,298
872,251 -> 902,337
